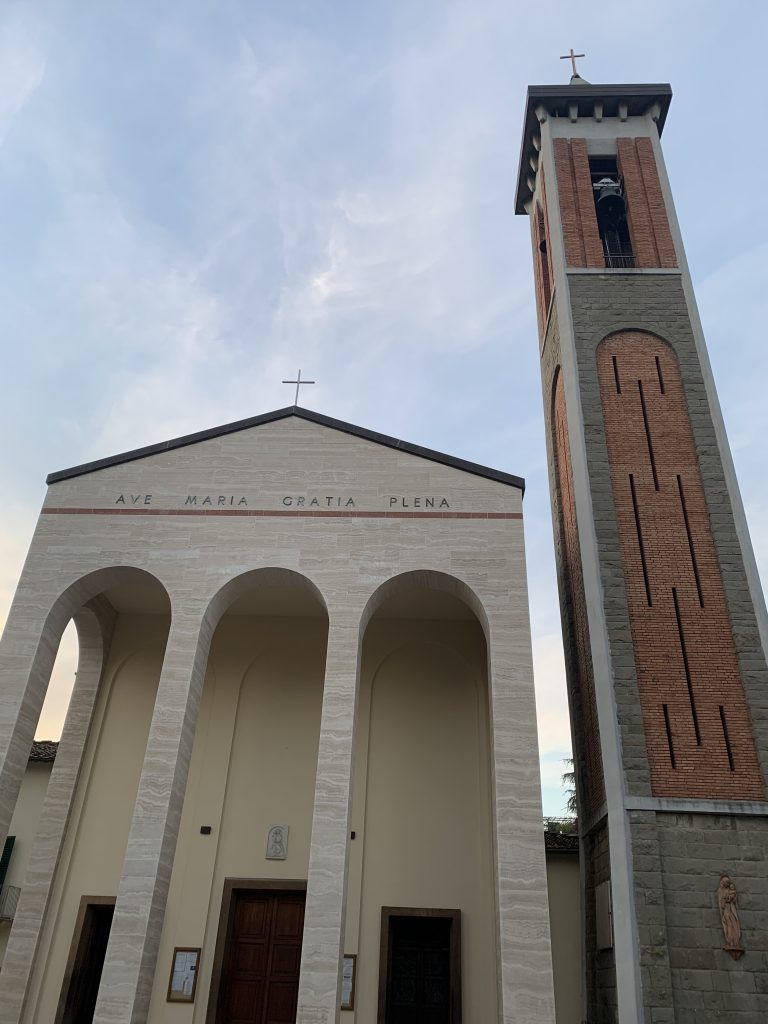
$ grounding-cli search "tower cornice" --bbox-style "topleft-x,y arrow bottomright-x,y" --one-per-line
515,83 -> 672,214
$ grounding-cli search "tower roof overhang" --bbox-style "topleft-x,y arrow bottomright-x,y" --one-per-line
515,83 -> 673,215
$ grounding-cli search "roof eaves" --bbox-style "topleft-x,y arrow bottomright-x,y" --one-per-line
46,406 -> 526,493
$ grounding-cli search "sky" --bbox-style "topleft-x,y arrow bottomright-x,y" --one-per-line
1,1 -> 767,817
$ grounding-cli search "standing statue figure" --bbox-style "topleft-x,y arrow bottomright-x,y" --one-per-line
717,875 -> 744,959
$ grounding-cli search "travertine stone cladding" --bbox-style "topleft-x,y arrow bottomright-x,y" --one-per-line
654,811 -> 768,1023
568,271 -> 768,795
43,418 -> 523,515
0,414 -> 555,1024
0,599 -> 116,1024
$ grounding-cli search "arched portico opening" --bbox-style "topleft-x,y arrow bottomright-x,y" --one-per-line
349,571 -> 497,1023
145,567 -> 329,1022
0,566 -> 172,1024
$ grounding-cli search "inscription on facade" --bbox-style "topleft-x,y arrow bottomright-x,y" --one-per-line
184,495 -> 248,506
388,496 -> 449,508
282,496 -> 356,507
115,494 -> 153,505
113,493 -> 451,510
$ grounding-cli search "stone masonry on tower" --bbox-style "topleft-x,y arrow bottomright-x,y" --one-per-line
516,78 -> 768,1022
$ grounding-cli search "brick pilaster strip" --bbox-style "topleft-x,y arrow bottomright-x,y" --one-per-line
570,139 -> 605,267
553,138 -> 585,266
636,137 -> 678,268
617,138 -> 660,268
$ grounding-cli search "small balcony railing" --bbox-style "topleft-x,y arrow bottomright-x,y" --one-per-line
603,250 -> 636,269
0,884 -> 20,921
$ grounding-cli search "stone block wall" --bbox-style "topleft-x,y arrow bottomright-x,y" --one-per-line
566,270 -> 768,1019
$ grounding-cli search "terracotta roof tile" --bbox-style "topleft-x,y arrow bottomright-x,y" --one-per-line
30,740 -> 58,762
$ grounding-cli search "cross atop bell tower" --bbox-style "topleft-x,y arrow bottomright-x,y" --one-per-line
517,78 -> 768,1022
559,47 -> 586,80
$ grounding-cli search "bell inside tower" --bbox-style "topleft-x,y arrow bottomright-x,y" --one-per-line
590,156 -> 634,268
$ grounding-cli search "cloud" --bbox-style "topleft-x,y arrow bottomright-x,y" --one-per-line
0,14 -> 45,148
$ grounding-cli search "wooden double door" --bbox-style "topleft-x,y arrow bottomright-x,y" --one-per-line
217,888 -> 306,1024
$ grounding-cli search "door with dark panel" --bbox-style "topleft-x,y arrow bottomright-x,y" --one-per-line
380,910 -> 461,1024
220,891 -> 305,1024
59,901 -> 115,1024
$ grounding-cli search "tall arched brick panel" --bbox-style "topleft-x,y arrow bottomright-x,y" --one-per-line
597,331 -> 764,800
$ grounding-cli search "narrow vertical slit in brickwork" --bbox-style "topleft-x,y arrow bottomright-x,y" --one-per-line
612,355 -> 621,394
629,474 -> 652,605
719,705 -> 735,771
663,704 -> 676,767
655,355 -> 665,394
637,380 -> 659,490
677,474 -> 704,608
672,586 -> 702,745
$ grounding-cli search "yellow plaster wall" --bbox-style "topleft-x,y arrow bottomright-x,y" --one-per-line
546,852 -> 582,1024
344,619 -> 497,1024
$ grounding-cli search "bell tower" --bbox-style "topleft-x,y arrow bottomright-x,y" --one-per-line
517,75 -> 768,1020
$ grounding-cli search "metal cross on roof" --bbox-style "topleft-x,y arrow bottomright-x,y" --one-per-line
282,369 -> 316,405
560,48 -> 585,77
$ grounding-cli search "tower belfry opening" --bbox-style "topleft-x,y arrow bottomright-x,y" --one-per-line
590,156 -> 634,268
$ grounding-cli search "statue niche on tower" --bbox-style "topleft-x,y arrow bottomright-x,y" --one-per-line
717,875 -> 745,960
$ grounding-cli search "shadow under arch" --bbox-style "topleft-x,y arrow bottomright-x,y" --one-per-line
201,566 -> 329,639
39,564 -> 172,655
358,569 -> 489,641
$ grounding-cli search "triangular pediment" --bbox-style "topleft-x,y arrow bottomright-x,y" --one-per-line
46,407 -> 523,491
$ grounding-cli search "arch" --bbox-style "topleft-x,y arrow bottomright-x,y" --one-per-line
0,568 -> 172,1023
37,565 -> 172,658
148,570 -> 330,1017
587,321 -> 678,354
358,569 -> 489,640
597,325 -> 673,353
353,577 -> 496,1020
200,566 -> 329,638
0,565 -> 171,775
596,327 -> 764,799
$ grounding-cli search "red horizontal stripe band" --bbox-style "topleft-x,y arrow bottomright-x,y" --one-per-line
42,507 -> 522,521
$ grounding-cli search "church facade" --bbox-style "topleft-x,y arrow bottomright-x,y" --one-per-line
0,410 -> 559,1024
